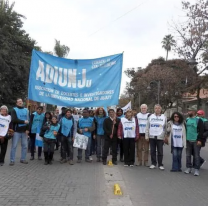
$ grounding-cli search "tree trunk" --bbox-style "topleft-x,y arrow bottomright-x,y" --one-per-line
196,86 -> 201,110
166,50 -> 168,61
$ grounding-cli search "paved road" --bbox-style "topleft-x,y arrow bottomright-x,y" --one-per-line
0,141 -> 208,206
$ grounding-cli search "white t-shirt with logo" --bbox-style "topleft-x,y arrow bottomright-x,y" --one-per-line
137,112 -> 149,134
121,117 -> 136,138
149,114 -> 166,136
0,114 -> 11,137
172,124 -> 183,147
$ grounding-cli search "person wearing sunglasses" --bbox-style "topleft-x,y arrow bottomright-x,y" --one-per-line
166,112 -> 186,172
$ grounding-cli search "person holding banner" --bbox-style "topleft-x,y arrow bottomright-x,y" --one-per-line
0,105 -> 13,165
116,108 -> 124,162
118,109 -> 139,167
59,109 -> 75,165
41,116 -> 60,165
10,98 -> 29,166
145,104 -> 167,170
77,109 -> 95,163
102,109 -> 121,165
29,106 -> 44,160
136,104 -> 151,166
94,107 -> 107,162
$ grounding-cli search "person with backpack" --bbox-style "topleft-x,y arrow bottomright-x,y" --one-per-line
59,109 -> 75,165
166,112 -> 186,172
196,110 -> 208,168
41,115 -> 60,165
184,106 -> 204,176
29,106 -> 44,160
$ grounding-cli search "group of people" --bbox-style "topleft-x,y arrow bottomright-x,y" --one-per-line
0,98 -> 208,176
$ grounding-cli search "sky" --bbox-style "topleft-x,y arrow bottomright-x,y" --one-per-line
14,0 -> 185,94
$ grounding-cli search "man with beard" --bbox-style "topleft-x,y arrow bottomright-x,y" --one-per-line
184,106 -> 204,176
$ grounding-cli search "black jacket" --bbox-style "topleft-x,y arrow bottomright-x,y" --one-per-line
103,117 -> 120,139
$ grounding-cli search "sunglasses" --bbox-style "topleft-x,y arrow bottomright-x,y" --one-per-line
174,116 -> 179,118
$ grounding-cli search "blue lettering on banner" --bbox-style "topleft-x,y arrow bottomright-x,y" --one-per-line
28,50 -> 123,107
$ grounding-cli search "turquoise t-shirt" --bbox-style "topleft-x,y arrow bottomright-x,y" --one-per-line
186,117 -> 198,141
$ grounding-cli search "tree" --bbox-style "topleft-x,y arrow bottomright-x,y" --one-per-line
172,0 -> 208,109
0,0 -> 38,107
161,34 -> 176,60
124,58 -> 196,111
54,39 -> 70,57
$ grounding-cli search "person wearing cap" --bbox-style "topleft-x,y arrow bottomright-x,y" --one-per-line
10,98 -> 29,166
118,109 -> 139,167
184,105 -> 204,176
145,104 -> 167,170
0,105 -> 13,165
196,110 -> 208,168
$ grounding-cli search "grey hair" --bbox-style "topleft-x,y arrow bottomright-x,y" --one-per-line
154,104 -> 162,109
0,105 -> 8,111
140,104 -> 148,109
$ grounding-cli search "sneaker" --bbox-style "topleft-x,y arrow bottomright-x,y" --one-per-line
112,161 -> 117,165
69,160 -> 74,165
85,159 -> 92,163
178,169 -> 182,172
48,161 -> 52,165
144,161 -> 149,167
89,156 -> 93,161
77,159 -> 81,163
38,157 -> 42,160
194,169 -> 199,176
184,168 -> 192,174
9,161 -> 14,166
124,164 -> 129,167
30,156 -> 34,160
137,162 -> 142,166
130,165 -> 134,167
97,158 -> 101,162
60,159 -> 67,164
149,165 -> 156,169
159,166 -> 165,170
200,159 -> 206,168
170,169 -> 177,172
20,160 -> 28,164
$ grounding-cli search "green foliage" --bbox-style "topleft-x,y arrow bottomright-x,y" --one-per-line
54,39 -> 70,57
0,0 -> 37,106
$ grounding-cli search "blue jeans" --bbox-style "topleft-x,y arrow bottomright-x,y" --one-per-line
186,141 -> 201,169
10,132 -> 27,162
172,147 -> 183,171
77,137 -> 91,160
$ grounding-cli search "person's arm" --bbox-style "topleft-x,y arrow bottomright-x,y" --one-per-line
135,120 -> 139,141
145,118 -> 150,140
117,122 -> 123,138
88,121 -> 95,132
11,109 -> 26,124
29,114 -> 34,132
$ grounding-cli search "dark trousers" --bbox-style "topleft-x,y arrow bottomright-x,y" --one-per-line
43,139 -> 55,162
61,136 -> 73,160
119,139 -> 124,159
0,138 -> 8,163
30,133 -> 42,157
123,138 -> 135,165
149,138 -> 164,167
102,136 -> 118,162
186,141 -> 201,169
90,137 -> 96,156
172,147 -> 183,171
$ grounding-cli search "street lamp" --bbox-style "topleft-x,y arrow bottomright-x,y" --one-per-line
147,80 -> 161,104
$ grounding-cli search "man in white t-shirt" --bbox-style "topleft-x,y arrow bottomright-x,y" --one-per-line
136,104 -> 150,166
145,104 -> 167,170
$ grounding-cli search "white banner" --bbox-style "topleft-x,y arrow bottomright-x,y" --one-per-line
122,101 -> 132,113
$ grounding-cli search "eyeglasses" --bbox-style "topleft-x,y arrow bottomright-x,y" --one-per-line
174,116 -> 179,118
